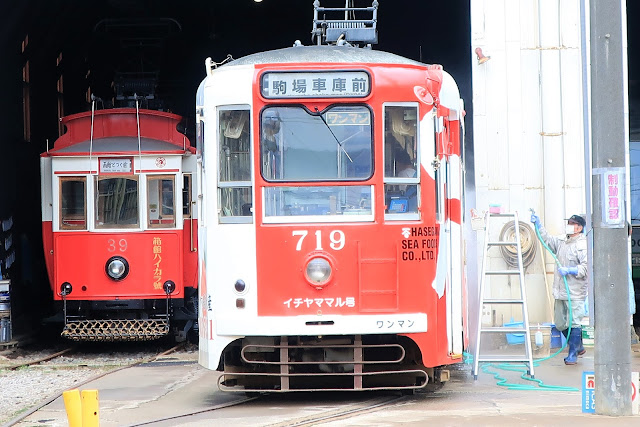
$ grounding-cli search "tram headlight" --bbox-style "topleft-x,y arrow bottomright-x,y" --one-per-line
304,257 -> 332,286
105,256 -> 129,281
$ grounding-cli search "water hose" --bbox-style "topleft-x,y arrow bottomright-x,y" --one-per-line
467,210 -> 578,391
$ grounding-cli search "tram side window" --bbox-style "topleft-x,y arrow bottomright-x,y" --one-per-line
218,107 -> 252,222
95,177 -> 139,228
182,174 -> 192,217
383,105 -> 419,218
148,175 -> 175,228
196,114 -> 205,170
60,177 -> 86,230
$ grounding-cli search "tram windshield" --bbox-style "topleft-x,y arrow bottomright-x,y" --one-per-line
95,177 -> 139,228
261,105 -> 372,181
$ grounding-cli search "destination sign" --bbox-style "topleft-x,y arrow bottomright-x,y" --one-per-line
261,71 -> 370,99
99,158 -> 133,174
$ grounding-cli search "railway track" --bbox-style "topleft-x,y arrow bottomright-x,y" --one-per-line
125,393 -> 409,427
4,346 -> 77,370
264,395 -> 409,427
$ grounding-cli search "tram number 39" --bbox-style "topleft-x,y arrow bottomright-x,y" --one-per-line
292,230 -> 345,251
107,239 -> 128,252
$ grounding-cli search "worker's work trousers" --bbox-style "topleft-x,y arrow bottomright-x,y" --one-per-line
554,298 -> 586,331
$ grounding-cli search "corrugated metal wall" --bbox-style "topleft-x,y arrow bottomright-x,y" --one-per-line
471,0 -> 587,324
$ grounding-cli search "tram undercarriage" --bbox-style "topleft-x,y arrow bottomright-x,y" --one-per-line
218,335 -> 449,392
52,288 -> 198,342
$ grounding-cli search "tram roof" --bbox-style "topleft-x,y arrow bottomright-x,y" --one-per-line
226,45 -> 426,67
48,136 -> 186,155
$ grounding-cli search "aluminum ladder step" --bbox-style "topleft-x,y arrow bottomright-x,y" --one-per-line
476,356 -> 535,363
485,270 -> 521,275
482,299 -> 524,304
487,241 -> 518,246
481,327 -> 528,333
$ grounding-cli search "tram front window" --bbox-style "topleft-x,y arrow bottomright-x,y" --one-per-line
95,177 -> 139,228
264,186 -> 372,220
261,106 -> 373,222
261,106 -> 372,181
147,176 -> 175,228
60,177 -> 86,230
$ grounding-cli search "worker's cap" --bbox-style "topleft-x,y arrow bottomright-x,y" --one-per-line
567,214 -> 586,227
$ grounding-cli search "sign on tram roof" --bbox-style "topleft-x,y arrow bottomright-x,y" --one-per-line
260,71 -> 370,99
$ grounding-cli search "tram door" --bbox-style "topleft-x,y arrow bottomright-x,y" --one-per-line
434,113 -> 464,357
446,116 -> 464,357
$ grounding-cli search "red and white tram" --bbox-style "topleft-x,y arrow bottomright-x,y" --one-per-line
40,107 -> 199,341
196,10 -> 467,392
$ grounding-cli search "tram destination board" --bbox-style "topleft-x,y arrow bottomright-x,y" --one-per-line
261,71 -> 371,99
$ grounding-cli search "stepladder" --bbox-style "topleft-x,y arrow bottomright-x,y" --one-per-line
472,211 -> 535,379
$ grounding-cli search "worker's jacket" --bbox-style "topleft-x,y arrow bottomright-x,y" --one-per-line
536,223 -> 588,301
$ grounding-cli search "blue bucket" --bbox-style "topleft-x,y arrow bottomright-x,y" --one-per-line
547,323 -> 567,348
504,321 -> 525,344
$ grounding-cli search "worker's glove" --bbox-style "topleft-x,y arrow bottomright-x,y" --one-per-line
558,266 -> 579,276
530,213 -> 540,225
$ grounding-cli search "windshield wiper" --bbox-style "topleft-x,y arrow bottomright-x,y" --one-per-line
315,107 -> 353,163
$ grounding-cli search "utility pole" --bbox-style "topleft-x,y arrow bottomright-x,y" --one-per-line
590,0 -> 631,416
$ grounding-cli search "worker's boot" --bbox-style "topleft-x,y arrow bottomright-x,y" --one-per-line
564,327 -> 582,365
576,330 -> 586,356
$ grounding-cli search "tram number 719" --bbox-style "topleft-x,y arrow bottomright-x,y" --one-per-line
292,230 -> 345,251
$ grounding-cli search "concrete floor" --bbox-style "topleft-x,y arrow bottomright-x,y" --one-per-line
12,343 -> 640,427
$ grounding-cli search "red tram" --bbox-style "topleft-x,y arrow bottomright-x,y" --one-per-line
40,106 -> 199,341
196,3 -> 468,391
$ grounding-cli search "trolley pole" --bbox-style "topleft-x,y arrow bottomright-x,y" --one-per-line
590,0 -> 631,416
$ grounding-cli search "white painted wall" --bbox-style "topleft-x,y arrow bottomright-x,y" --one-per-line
471,0 -> 587,325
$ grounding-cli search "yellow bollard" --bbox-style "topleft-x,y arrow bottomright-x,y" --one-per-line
81,389 -> 100,427
62,389 -> 82,427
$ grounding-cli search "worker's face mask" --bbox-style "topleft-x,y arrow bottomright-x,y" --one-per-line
566,224 -> 577,235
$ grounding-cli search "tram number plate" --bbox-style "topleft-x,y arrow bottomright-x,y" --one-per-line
292,230 -> 345,251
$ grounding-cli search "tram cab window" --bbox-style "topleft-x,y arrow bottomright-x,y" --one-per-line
147,175 -> 175,228
218,107 -> 252,222
383,105 -> 419,219
261,106 -> 372,181
60,177 -> 86,230
95,177 -> 139,228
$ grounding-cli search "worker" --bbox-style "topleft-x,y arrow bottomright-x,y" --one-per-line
530,213 -> 588,365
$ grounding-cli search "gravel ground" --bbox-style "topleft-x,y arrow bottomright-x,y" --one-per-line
0,340 -> 195,425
